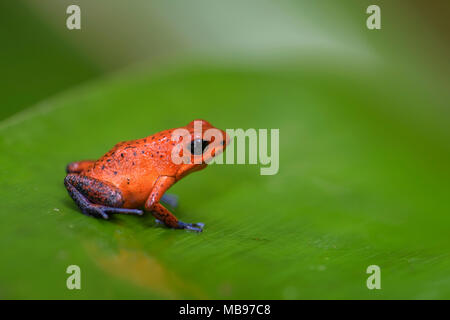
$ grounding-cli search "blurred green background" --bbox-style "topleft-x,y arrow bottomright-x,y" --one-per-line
0,1 -> 449,299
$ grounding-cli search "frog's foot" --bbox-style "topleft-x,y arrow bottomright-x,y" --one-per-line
155,219 -> 204,232
83,204 -> 143,220
178,221 -> 205,232
64,174 -> 144,219
161,194 -> 178,208
98,206 -> 144,218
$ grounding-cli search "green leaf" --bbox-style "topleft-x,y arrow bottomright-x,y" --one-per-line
1,61 -> 449,299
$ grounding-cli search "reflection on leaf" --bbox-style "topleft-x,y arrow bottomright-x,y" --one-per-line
86,243 -> 207,299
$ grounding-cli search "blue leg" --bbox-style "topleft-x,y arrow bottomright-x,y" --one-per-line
161,193 -> 179,208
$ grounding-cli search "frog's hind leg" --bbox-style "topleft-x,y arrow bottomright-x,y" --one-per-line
64,174 -> 144,219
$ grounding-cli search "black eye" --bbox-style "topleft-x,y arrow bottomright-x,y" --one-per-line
190,139 -> 209,155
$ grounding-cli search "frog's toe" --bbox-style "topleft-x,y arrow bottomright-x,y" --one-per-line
103,207 -> 144,216
193,222 -> 205,228
177,221 -> 204,232
98,211 -> 110,220
186,224 -> 204,232
83,207 -> 109,220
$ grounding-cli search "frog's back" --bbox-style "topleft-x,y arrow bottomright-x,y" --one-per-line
82,136 -> 176,190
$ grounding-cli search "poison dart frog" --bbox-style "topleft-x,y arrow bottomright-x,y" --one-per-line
64,120 -> 229,232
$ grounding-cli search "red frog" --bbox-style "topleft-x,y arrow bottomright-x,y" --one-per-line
64,120 -> 229,232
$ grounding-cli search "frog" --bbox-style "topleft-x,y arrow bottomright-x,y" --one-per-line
64,119 -> 229,232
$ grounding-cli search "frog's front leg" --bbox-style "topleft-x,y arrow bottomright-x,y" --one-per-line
64,174 -> 144,219
145,176 -> 204,232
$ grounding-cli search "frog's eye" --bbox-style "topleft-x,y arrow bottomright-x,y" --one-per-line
189,139 -> 209,155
